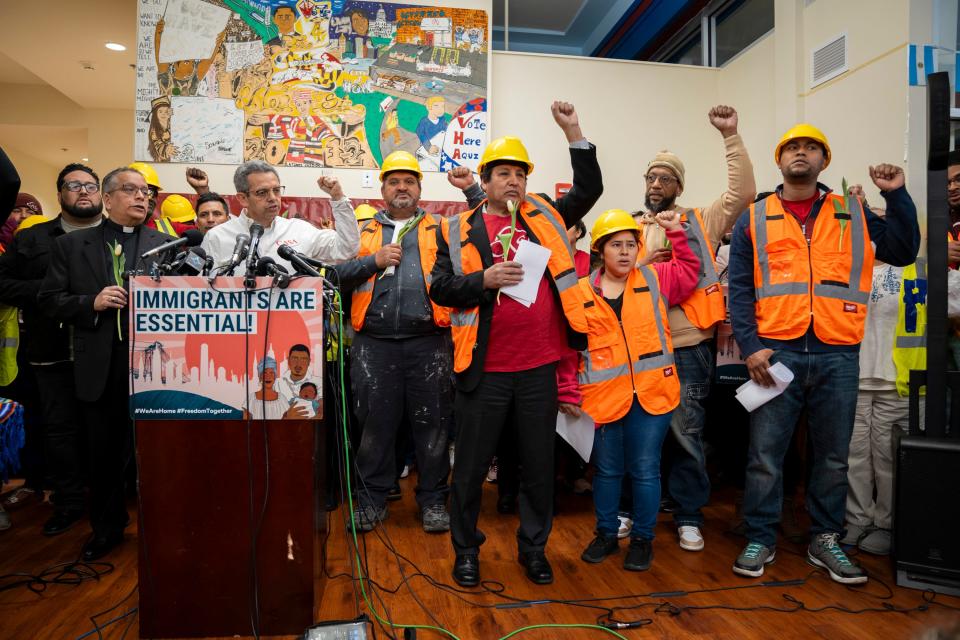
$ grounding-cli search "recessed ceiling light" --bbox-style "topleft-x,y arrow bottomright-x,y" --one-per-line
105,42 -> 126,51
81,157 -> 89,162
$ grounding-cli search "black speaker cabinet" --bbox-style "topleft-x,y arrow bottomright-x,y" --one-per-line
894,433 -> 960,596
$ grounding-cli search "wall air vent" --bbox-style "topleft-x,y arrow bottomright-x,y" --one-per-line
811,33 -> 848,87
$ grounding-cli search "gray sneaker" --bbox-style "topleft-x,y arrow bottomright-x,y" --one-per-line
841,522 -> 870,545
733,542 -> 776,578
421,504 -> 450,533
858,528 -> 891,556
808,533 -> 868,584
347,504 -> 387,533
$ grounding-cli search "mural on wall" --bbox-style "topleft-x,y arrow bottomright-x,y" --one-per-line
135,0 -> 490,172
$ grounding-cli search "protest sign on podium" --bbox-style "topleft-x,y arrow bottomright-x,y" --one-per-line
130,276 -> 327,638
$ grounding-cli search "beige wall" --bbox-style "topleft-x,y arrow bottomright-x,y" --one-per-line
4,146 -> 59,215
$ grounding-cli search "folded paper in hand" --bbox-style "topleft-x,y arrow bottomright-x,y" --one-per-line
735,362 -> 794,412
500,240 -> 550,307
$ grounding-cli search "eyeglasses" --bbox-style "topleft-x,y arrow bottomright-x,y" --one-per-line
245,186 -> 285,199
63,181 -> 100,193
644,174 -> 678,186
110,184 -> 151,197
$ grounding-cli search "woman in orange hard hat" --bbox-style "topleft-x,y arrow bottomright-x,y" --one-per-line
572,208 -> 699,572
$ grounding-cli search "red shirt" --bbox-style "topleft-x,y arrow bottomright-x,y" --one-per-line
482,212 -> 566,373
781,194 -> 819,227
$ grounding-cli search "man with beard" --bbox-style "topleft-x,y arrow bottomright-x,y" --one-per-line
727,124 -> 919,584
0,164 -> 105,536
39,167 -> 173,560
633,105 -> 755,555
332,150 -> 467,534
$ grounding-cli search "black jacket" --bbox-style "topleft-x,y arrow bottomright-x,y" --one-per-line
0,146 -> 20,226
0,218 -> 75,363
38,224 -> 171,401
429,143 -> 603,392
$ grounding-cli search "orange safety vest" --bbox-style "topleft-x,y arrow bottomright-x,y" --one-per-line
749,192 -> 874,345
351,213 -> 451,331
677,208 -> 725,329
577,266 -> 679,423
440,193 -> 589,373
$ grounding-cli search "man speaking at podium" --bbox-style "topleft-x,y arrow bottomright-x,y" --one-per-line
201,160 -> 360,274
39,167 -> 173,562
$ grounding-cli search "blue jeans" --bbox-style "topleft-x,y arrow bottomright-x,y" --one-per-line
743,350 -> 859,547
593,399 -> 672,540
665,342 -> 713,527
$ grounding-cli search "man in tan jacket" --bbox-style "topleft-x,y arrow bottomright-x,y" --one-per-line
635,105 -> 756,553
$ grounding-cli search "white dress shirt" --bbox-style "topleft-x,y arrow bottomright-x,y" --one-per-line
202,197 -> 360,273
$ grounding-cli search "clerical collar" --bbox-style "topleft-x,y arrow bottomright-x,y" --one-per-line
104,218 -> 138,234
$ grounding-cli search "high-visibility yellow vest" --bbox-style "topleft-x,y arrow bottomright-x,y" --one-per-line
154,216 -> 178,237
893,260 -> 927,397
0,306 -> 19,386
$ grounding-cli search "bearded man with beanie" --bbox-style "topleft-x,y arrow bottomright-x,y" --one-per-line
634,106 -> 756,553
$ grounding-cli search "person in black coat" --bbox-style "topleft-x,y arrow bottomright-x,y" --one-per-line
39,166 -> 174,561
0,163 -> 105,536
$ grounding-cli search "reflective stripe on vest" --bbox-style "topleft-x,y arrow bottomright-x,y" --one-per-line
0,306 -> 19,386
750,193 -> 873,344
893,260 -> 927,396
156,217 -> 178,237
577,265 -> 678,422
442,196 -> 589,373
677,208 -> 725,329
350,214 -> 451,331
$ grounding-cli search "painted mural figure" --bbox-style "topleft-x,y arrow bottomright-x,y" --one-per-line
148,96 -> 177,162
136,1 -> 489,172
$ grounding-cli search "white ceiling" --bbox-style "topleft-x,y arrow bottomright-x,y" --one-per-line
0,1 -> 138,110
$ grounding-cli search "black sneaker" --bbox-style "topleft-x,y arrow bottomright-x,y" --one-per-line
581,534 -> 619,563
624,537 -> 653,571
43,510 -> 84,536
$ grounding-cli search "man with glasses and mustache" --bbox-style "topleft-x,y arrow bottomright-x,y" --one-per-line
633,105 -> 756,556
39,167 -> 175,561
0,164 -> 107,537
201,160 -> 359,274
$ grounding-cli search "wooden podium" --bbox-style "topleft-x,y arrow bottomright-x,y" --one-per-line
136,419 -> 327,638
129,276 -> 329,638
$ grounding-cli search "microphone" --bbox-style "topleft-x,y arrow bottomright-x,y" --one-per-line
256,256 -> 291,289
141,229 -> 203,259
245,223 -> 265,277
174,246 -> 208,276
277,244 -> 321,277
215,233 -> 250,276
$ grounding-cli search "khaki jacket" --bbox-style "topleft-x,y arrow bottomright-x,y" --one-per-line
638,133 -> 756,348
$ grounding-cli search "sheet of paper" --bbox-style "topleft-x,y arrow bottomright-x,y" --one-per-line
225,40 -> 264,72
381,221 -> 403,277
170,97 -> 244,164
735,361 -> 795,412
556,409 -> 595,463
500,239 -> 550,306
158,0 -> 231,63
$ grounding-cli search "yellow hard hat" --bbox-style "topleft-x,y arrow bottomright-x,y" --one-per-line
128,161 -> 162,189
591,209 -> 640,251
14,214 -> 48,235
477,136 -> 534,176
160,194 -> 196,223
355,203 -> 377,221
379,150 -> 422,181
775,123 -> 831,169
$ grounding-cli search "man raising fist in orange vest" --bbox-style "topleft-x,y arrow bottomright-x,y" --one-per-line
431,101 -> 603,588
727,124 -> 919,585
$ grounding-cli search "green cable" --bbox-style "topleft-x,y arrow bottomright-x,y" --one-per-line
331,289 -> 628,640
497,624 -> 628,640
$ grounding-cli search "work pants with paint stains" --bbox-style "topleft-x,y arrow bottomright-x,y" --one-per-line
351,332 -> 452,510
